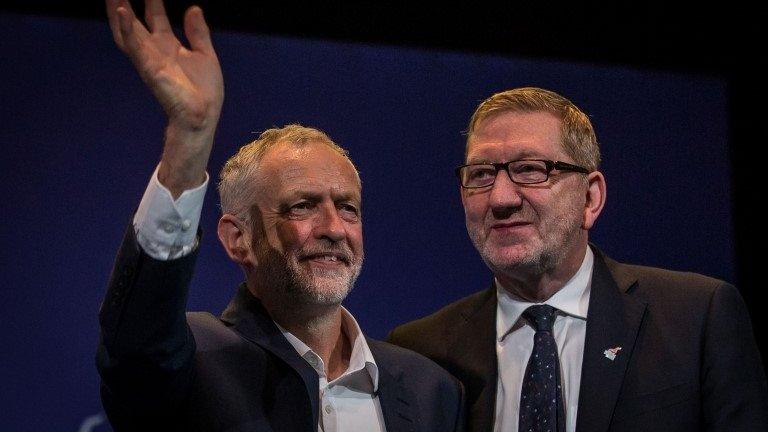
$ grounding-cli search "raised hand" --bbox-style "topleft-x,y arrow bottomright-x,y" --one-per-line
107,0 -> 224,196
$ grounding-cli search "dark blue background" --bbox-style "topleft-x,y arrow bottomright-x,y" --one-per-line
0,13 -> 733,430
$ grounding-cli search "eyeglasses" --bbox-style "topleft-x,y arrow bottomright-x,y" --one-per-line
455,159 -> 590,188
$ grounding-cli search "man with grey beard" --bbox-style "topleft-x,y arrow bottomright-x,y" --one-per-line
96,1 -> 463,431
388,87 -> 768,431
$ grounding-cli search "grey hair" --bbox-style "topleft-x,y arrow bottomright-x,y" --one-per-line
466,87 -> 601,171
217,124 -> 359,220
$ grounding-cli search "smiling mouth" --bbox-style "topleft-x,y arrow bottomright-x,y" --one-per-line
301,253 -> 349,265
491,221 -> 530,230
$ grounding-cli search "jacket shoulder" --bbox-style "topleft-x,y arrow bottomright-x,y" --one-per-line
604,253 -> 733,303
597,249 -> 744,330
367,338 -> 465,429
369,338 -> 457,380
186,311 -> 246,351
387,288 -> 492,357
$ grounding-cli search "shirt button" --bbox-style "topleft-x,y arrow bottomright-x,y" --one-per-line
181,220 -> 191,231
324,405 -> 333,414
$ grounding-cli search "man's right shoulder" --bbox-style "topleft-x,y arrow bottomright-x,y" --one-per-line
387,287 -> 493,358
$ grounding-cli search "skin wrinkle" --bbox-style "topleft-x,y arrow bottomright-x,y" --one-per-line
243,142 -> 364,318
462,111 -> 598,301
109,0 -> 370,385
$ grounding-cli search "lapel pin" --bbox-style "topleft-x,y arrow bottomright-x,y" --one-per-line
603,346 -> 622,361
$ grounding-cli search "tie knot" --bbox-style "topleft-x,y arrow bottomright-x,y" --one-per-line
523,304 -> 557,332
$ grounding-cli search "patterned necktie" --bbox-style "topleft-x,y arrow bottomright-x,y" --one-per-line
519,304 -> 565,432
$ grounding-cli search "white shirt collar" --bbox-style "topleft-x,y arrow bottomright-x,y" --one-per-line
276,306 -> 380,392
496,247 -> 594,342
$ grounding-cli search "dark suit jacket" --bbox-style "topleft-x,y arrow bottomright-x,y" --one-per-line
97,227 -> 464,431
388,246 -> 768,431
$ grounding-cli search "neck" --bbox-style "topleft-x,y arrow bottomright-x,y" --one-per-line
497,242 -> 587,302
251,282 -> 351,380
281,307 -> 351,381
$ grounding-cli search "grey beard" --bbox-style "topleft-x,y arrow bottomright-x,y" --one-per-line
283,263 -> 359,306
255,242 -> 361,308
471,216 -> 580,279
480,243 -> 559,277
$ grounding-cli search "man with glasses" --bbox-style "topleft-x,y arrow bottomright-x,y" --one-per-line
389,87 -> 768,431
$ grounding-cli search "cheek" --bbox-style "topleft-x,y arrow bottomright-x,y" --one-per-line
540,192 -> 581,223
461,193 -> 487,221
346,224 -> 364,251
273,221 -> 311,251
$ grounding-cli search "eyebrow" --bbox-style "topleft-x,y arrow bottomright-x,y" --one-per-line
467,152 -> 544,164
332,190 -> 361,202
281,189 -> 360,203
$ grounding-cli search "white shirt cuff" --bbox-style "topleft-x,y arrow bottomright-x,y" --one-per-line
132,164 -> 209,260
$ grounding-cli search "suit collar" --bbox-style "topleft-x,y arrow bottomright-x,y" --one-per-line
367,339 -> 418,432
575,246 -> 647,432
220,284 -> 321,427
452,286 -> 498,432
222,287 -> 406,430
274,306 -> 380,393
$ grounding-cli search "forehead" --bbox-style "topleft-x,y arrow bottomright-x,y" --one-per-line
467,111 -> 564,161
258,141 -> 360,198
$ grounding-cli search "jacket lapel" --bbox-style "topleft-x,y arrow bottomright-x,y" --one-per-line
369,340 -> 418,432
575,249 -> 647,432
449,287 -> 498,432
220,284 -> 321,427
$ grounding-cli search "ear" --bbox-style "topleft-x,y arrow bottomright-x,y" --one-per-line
582,171 -> 606,230
217,214 -> 254,267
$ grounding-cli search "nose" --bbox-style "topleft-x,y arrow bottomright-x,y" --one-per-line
488,168 -> 523,215
314,203 -> 347,242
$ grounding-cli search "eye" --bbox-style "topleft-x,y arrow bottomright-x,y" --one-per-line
338,203 -> 360,221
468,166 -> 496,180
512,162 -> 543,173
509,161 -> 549,183
287,201 -> 315,217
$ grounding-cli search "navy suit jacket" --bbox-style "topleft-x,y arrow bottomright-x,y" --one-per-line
388,246 -> 768,431
97,227 -> 464,431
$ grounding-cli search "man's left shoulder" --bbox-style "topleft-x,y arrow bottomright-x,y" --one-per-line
601,250 -> 734,300
367,339 -> 466,431
367,338 -> 462,388
593,247 -> 749,326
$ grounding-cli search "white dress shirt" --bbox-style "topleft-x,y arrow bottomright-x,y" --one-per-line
133,165 -> 207,260
493,248 -> 594,432
133,165 -> 387,431
277,309 -> 387,432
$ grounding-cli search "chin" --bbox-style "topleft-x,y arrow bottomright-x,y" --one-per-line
482,244 -> 545,272
293,273 -> 356,306
487,242 -> 537,261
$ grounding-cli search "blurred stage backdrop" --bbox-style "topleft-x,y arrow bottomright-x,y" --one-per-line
0,12 -> 734,431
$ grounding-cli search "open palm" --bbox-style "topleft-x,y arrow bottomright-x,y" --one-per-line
107,0 -> 224,132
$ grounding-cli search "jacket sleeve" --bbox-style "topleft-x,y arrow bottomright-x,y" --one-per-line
95,223 -> 200,428
701,282 -> 768,430
453,379 -> 467,432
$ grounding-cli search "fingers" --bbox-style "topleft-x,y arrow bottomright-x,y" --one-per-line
105,0 -> 127,48
117,6 -> 151,49
184,6 -> 215,55
107,0 -> 152,53
113,6 -> 157,71
108,1 -> 212,55
145,0 -> 172,33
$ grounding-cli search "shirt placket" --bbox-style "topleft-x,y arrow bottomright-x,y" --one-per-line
320,385 -> 339,432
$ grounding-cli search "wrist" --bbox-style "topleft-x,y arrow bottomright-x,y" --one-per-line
158,124 -> 215,198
